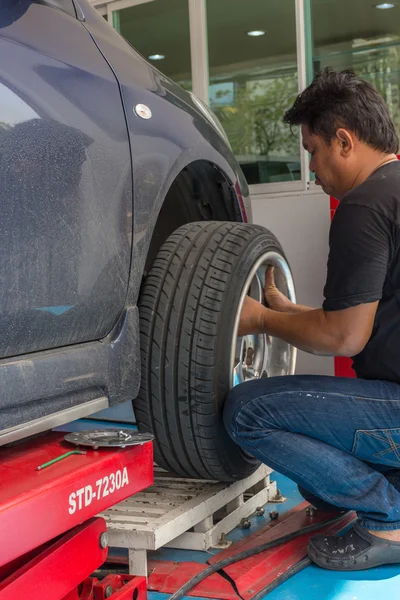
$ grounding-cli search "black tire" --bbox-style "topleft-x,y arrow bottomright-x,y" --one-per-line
135,221 -> 293,481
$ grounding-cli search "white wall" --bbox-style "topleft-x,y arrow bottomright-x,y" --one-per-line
251,188 -> 334,376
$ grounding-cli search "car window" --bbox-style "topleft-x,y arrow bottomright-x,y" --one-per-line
38,0 -> 76,18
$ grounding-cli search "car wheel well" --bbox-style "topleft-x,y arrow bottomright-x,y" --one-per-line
144,160 -> 243,274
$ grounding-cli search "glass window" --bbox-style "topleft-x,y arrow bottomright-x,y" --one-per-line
207,0 -> 300,185
117,0 -> 192,90
311,0 -> 400,137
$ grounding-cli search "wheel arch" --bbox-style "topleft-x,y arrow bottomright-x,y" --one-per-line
144,159 -> 246,275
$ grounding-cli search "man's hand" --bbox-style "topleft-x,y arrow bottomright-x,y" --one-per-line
238,266 -> 314,337
238,296 -> 267,337
265,267 -> 312,314
264,267 -> 293,312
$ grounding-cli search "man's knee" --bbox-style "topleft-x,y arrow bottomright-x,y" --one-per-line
224,375 -> 339,439
223,376 -> 316,442
223,379 -> 275,438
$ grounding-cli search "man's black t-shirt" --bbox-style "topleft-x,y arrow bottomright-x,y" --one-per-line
323,160 -> 400,383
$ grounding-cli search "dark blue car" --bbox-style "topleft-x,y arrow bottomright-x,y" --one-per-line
0,0 -> 295,480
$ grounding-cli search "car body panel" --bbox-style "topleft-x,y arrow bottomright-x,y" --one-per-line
0,2 -> 132,358
0,0 -> 251,442
0,306 -> 140,440
78,2 -> 251,305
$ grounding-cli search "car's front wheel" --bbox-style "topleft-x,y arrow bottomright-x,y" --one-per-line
135,221 -> 296,481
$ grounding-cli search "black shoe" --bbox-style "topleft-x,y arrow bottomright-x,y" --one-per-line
308,521 -> 400,571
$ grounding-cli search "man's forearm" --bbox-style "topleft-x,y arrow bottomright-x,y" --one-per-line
259,307 -> 346,356
284,303 -> 314,314
239,296 -> 376,355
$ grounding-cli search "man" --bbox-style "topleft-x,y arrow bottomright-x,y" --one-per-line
223,68 -> 400,571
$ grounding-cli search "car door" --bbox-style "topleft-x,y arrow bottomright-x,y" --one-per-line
0,0 -> 132,358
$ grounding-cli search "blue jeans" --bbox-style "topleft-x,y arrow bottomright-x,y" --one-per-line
223,375 -> 400,531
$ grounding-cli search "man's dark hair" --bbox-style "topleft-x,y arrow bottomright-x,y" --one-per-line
284,68 -> 399,154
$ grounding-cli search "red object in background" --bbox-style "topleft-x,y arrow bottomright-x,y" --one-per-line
330,195 -> 339,219
330,196 -> 356,378
235,181 -> 248,223
334,356 -> 355,378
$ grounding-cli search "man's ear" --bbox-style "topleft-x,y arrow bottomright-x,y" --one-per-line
336,128 -> 354,156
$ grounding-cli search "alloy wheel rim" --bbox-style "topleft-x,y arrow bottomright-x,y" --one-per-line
230,251 -> 297,388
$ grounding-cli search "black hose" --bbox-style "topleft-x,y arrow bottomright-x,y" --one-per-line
251,556 -> 312,600
169,513 -> 347,600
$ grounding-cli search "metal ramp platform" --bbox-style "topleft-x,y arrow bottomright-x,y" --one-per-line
102,464 -> 280,576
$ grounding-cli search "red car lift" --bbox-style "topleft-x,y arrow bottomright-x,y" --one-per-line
0,431 -> 153,600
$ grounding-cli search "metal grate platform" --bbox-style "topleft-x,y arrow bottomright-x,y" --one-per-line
102,465 -> 280,576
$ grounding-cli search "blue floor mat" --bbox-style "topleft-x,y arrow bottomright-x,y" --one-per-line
265,562 -> 400,600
